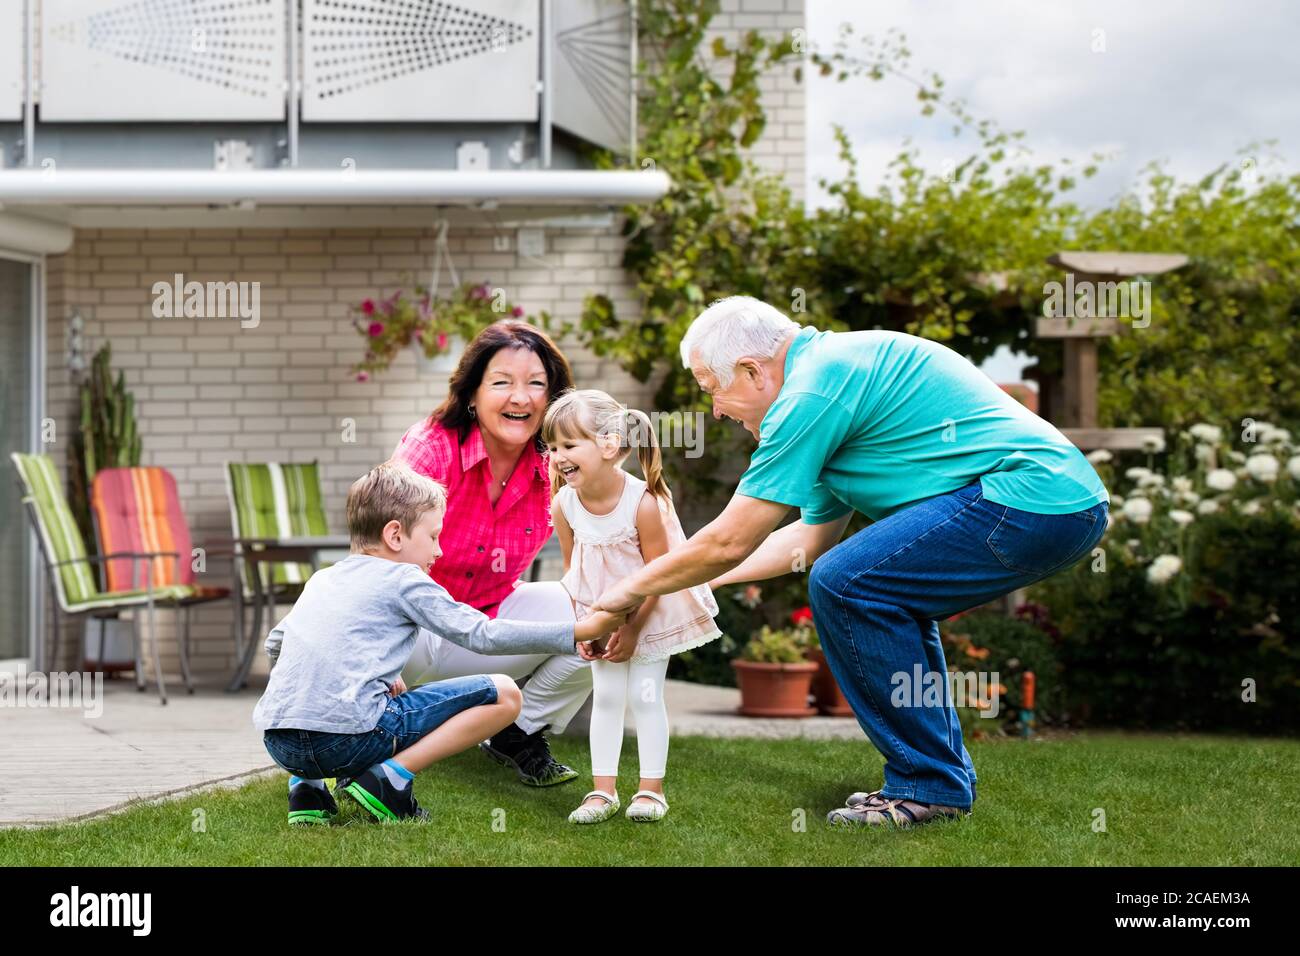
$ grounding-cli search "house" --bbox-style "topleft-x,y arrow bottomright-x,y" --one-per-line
0,0 -> 807,683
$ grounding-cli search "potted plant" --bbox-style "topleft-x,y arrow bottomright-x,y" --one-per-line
791,607 -> 855,716
350,280 -> 543,381
67,344 -> 141,673
732,624 -> 818,717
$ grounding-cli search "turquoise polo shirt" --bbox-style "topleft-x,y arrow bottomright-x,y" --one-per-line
734,327 -> 1109,524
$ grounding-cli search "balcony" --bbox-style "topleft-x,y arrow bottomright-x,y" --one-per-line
0,1 -> 665,233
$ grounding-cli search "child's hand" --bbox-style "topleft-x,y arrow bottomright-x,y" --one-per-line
388,676 -> 407,697
602,625 -> 640,663
576,636 -> 608,661
574,608 -> 628,644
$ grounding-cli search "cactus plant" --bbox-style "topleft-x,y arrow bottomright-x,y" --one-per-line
68,343 -> 142,567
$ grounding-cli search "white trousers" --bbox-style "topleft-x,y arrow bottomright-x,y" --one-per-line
400,580 -> 592,736
589,656 -> 671,779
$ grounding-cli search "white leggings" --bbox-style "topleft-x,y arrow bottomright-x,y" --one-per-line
589,656 -> 671,779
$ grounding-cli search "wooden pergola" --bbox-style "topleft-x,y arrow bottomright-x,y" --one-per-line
1030,251 -> 1188,451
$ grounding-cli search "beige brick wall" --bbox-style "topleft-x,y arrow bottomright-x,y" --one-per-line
708,0 -> 807,202
41,223 -> 654,678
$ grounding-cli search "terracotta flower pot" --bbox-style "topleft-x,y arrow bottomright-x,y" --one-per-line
732,659 -> 818,717
807,648 -> 855,716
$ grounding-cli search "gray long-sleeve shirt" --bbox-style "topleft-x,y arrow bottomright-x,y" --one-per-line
252,553 -> 576,733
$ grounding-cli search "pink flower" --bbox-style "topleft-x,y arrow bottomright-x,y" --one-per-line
368,321 -> 384,337
436,332 -> 449,350
470,284 -> 489,300
511,305 -> 525,318
360,299 -> 376,316
356,371 -> 369,382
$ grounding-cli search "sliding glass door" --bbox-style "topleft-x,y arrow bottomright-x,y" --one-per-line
0,253 -> 41,670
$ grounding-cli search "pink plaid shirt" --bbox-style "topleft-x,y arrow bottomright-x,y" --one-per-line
391,418 -> 552,619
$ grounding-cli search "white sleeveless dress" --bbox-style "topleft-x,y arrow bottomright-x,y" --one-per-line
556,471 -> 721,663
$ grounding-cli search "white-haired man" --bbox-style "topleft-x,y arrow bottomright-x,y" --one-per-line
594,296 -> 1109,828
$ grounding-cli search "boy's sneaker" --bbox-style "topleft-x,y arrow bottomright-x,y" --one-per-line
479,723 -> 578,787
288,780 -> 339,826
342,768 -> 430,822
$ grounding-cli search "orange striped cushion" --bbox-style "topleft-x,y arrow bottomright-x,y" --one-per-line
91,467 -> 193,592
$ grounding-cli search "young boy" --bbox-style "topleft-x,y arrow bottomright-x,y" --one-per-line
253,461 -> 626,824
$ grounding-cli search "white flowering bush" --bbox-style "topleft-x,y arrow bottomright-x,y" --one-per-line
1095,420 -> 1300,597
1032,420 -> 1300,731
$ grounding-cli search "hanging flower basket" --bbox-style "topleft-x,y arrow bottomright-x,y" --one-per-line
350,281 -> 529,381
412,334 -> 466,375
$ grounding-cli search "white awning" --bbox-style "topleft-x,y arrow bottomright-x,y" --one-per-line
0,211 -> 74,254
0,169 -> 669,207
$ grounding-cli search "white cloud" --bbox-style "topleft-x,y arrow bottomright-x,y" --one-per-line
805,0 -> 1300,209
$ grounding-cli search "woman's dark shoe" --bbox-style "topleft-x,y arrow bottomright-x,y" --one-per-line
479,723 -> 579,787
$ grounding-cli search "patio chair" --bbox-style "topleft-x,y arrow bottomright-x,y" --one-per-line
89,466 -> 233,695
222,460 -> 330,676
10,452 -> 189,704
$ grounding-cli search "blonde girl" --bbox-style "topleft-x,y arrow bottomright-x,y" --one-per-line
543,389 -> 721,823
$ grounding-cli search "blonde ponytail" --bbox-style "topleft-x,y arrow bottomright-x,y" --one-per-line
626,407 -> 672,505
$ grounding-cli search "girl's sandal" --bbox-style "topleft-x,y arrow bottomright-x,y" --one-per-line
625,790 -> 668,822
568,790 -> 620,825
827,791 -> 968,828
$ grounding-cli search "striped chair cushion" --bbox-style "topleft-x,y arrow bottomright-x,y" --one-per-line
10,452 -> 99,607
91,466 -> 193,592
225,461 -> 330,593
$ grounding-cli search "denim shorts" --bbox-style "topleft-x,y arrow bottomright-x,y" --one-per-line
263,674 -> 499,780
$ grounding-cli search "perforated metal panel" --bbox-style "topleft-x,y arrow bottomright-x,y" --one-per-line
302,0 -> 538,122
40,0 -> 286,121
553,0 -> 632,154
0,3 -> 22,121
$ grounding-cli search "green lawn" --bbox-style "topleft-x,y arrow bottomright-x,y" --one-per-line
3,732 -> 1297,866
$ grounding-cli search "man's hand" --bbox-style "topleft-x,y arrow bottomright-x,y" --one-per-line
388,675 -> 407,697
593,579 -> 644,617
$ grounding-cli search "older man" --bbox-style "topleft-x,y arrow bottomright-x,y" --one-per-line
594,296 -> 1109,828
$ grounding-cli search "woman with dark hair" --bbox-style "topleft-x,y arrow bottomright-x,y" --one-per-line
392,321 -> 587,788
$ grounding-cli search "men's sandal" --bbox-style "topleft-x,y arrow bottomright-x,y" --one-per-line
568,790 -> 620,824
827,790 -> 969,828
625,790 -> 669,822
846,781 -> 976,808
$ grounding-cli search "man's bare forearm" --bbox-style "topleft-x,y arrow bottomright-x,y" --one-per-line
711,520 -> 808,588
624,527 -> 745,600
600,496 -> 792,611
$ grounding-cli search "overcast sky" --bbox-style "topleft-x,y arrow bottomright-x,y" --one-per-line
804,1 -> 1300,380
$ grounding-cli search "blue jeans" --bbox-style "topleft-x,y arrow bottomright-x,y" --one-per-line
808,480 -> 1107,808
263,675 -> 499,780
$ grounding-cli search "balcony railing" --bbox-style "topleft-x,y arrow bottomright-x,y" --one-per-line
1,0 -> 635,168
